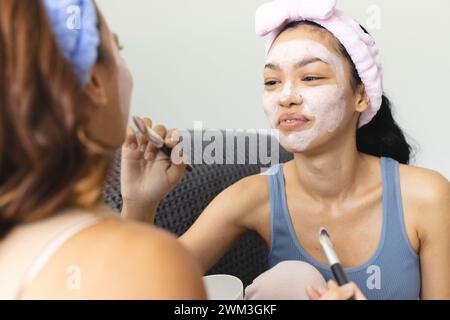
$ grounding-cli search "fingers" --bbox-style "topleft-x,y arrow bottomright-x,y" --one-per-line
166,153 -> 186,184
132,116 -> 186,169
137,130 -> 149,153
152,124 -> 167,141
143,117 -> 153,129
124,126 -> 138,150
317,286 -> 327,295
306,281 -> 367,301
331,282 -> 366,300
143,123 -> 167,160
319,288 -> 351,300
165,129 -> 186,164
165,130 -> 186,177
144,143 -> 157,161
144,136 -> 160,161
132,116 -> 162,158
305,285 -> 321,300
134,116 -> 158,154
344,282 -> 367,300
165,129 -> 183,149
140,117 -> 153,156
334,283 -> 356,300
327,280 -> 339,290
318,281 -> 354,300
122,126 -> 143,163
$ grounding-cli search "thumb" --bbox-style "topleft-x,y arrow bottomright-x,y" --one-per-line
319,283 -> 355,300
166,145 -> 187,183
346,282 -> 367,300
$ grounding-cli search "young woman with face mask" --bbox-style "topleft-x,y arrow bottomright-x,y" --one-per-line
123,0 -> 450,300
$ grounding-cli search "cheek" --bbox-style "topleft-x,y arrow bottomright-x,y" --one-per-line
110,37 -> 133,118
263,91 -> 279,126
116,58 -> 133,119
302,85 -> 346,132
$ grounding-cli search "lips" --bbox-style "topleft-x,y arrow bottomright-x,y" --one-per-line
278,113 -> 311,131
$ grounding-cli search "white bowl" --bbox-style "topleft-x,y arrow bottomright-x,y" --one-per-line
202,274 -> 244,300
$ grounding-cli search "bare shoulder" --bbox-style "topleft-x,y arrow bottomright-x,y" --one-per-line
209,169 -> 270,210
213,169 -> 271,225
24,218 -> 206,299
188,167 -> 273,240
398,163 -> 449,204
228,170 -> 270,202
398,163 -> 450,237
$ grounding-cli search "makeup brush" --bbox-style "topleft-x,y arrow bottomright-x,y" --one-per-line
132,116 -> 193,172
319,227 -> 355,299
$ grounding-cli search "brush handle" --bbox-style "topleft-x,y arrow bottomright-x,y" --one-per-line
331,263 -> 355,300
330,263 -> 349,285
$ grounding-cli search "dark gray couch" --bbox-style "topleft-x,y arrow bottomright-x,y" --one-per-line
102,131 -> 293,286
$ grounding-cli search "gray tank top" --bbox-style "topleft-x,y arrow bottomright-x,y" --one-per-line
267,157 -> 421,300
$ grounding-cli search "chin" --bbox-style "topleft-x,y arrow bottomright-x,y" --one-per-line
276,132 -> 324,155
277,137 -> 309,154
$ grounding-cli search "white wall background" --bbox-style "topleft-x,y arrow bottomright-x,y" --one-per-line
97,0 -> 450,179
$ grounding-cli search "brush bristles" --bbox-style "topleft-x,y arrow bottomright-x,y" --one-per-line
319,227 -> 329,239
319,227 -> 334,249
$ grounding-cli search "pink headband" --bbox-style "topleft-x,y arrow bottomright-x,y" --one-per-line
255,0 -> 383,128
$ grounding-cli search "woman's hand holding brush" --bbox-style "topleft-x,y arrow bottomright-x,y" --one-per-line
306,280 -> 367,300
120,116 -> 188,223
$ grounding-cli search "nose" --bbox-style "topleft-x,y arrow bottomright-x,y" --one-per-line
279,81 -> 303,108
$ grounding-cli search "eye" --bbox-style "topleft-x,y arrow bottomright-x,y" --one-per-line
303,76 -> 325,81
264,80 -> 279,86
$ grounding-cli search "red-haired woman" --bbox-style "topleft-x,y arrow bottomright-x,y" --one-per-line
0,0 -> 205,299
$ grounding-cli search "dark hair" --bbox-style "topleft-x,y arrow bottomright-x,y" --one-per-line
282,20 -> 414,164
0,0 -> 114,240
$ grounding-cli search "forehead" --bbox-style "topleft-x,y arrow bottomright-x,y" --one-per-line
268,25 -> 341,61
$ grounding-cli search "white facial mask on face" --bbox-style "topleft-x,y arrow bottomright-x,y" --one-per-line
263,40 -> 347,152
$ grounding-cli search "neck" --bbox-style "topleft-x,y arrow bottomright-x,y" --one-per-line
291,132 -> 368,202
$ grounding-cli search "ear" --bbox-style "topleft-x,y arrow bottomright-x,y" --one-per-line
354,85 -> 371,113
83,66 -> 108,108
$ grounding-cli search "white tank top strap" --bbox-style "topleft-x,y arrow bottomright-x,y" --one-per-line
0,207 -> 114,299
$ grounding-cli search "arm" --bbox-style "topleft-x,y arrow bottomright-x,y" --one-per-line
418,172 -> 450,300
126,172 -> 268,274
179,175 -> 268,273
120,118 -> 269,273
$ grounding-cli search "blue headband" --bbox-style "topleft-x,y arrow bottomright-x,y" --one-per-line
43,0 -> 100,86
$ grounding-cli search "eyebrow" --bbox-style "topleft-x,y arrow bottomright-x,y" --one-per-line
295,57 -> 328,68
264,57 -> 328,71
264,63 -> 281,71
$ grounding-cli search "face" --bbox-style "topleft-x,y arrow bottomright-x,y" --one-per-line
83,7 -> 133,149
263,26 -> 366,153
